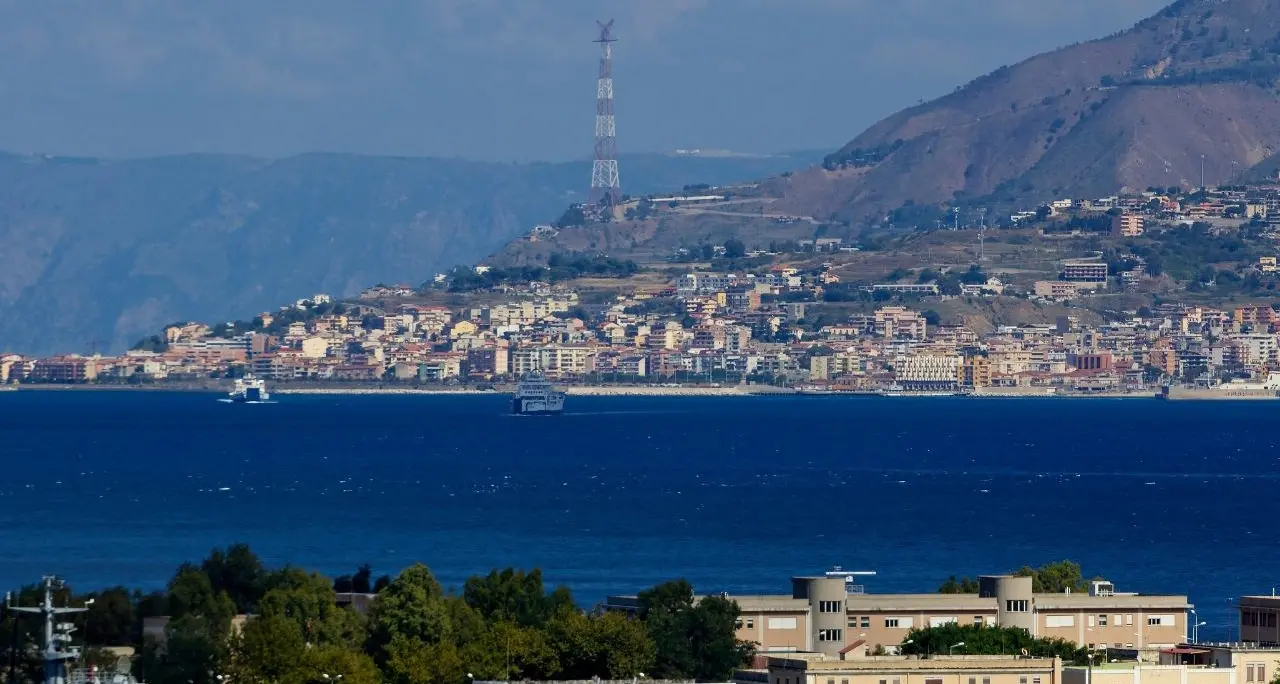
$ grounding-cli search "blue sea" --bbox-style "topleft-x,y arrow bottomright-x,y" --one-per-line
0,391 -> 1275,641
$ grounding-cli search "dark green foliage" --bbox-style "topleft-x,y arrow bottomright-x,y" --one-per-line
638,580 -> 754,682
446,255 -> 640,291
938,576 -> 980,593
901,623 -> 1085,663
463,568 -> 574,628
130,335 -> 168,352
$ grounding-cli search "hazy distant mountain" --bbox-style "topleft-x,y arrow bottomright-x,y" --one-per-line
773,0 -> 1280,222
0,150 -> 822,355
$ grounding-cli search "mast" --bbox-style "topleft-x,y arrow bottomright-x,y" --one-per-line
7,577 -> 88,684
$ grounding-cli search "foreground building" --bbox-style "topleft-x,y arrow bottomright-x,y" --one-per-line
611,574 -> 1191,658
740,654 -> 1063,684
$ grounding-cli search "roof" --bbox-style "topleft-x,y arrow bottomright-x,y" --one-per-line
1161,648 -> 1210,655
734,595 -> 811,612
1033,594 -> 1190,610
844,593 -> 997,612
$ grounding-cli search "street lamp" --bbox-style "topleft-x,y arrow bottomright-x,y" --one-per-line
949,642 -> 966,656
902,639 -> 915,657
322,675 -> 343,683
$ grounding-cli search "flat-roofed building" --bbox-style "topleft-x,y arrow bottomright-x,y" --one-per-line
612,575 -> 1190,658
1063,663 -> 1233,684
1239,596 -> 1280,646
758,654 -> 1063,684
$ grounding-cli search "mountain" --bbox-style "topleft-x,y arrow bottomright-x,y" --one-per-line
775,0 -> 1280,223
0,150 -> 821,355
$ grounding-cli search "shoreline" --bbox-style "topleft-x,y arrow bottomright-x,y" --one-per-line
2,383 -> 1271,401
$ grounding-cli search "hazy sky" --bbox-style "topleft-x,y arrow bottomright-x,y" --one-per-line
0,0 -> 1171,161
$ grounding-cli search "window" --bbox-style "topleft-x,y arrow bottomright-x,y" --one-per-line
819,600 -> 843,613
747,619 -> 755,629
1260,665 -> 1266,682
885,618 -> 899,628
974,616 -> 984,625
1114,614 -> 1122,627
848,618 -> 858,628
1248,665 -> 1256,682
735,619 -> 743,629
1125,614 -> 1133,626
1045,615 -> 1075,628
861,617 -> 871,629
818,628 -> 843,642
842,679 -> 849,684
1033,678 -> 1041,684
884,617 -> 914,629
969,678 -> 977,684
768,617 -> 797,630
925,679 -> 943,684
982,678 -> 991,684
1148,615 -> 1175,626
1099,615 -> 1108,626
1019,677 -> 1028,684
1006,600 -> 1029,612
1087,616 -> 1095,627
828,678 -> 835,684
930,616 -> 958,628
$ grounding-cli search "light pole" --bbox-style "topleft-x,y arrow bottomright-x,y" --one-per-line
949,642 -> 966,656
902,638 -> 915,657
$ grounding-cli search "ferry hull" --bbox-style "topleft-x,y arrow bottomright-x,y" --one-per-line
512,398 -> 563,415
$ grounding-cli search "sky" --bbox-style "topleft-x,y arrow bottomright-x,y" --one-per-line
0,0 -> 1173,162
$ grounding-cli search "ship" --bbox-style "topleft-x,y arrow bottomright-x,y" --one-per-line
227,375 -> 270,403
512,372 -> 565,415
1158,372 -> 1280,400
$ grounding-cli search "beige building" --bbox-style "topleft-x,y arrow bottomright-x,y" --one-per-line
1062,664 -> 1233,684
755,654 -> 1063,684
616,575 -> 1189,658
1238,596 -> 1280,646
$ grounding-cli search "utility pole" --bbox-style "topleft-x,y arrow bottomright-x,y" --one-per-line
589,20 -> 621,209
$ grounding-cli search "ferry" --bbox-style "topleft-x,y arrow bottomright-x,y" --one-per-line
1158,372 -> 1280,400
227,376 -> 270,403
512,372 -> 565,415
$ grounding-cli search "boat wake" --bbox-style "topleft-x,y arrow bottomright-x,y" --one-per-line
217,398 -> 277,404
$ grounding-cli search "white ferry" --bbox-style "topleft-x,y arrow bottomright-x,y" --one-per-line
228,376 -> 270,403
512,372 -> 565,415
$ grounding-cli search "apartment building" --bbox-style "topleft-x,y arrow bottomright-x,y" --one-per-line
621,575 -> 1189,659
755,655 -> 1063,684
1239,595 -> 1280,646
1112,214 -> 1145,238
1060,261 -> 1109,287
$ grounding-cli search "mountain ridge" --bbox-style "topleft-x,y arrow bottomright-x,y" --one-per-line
774,0 -> 1280,223
0,150 -> 822,355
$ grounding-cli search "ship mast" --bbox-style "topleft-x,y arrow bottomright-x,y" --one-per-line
7,577 -> 88,684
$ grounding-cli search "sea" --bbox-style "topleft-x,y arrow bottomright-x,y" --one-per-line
0,390 -> 1276,641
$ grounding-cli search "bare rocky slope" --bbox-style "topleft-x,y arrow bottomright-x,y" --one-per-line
775,0 -> 1280,223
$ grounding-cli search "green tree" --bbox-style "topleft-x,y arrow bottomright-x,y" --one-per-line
201,544 -> 267,613
637,580 -> 750,681
366,564 -> 453,657
168,565 -> 236,631
937,576 -> 980,594
900,623 -> 1083,663
138,614 -> 231,684
82,587 -> 137,646
1015,560 -> 1090,594
723,239 -> 747,259
384,637 -> 464,684
460,621 -> 560,681
257,568 -> 364,646
547,610 -> 654,680
463,568 -> 574,629
229,613 -> 309,684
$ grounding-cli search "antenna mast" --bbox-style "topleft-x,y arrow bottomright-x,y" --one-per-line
590,19 -> 621,209
7,577 -> 88,684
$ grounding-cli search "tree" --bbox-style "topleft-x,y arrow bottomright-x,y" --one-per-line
900,623 -> 1083,663
229,613 -> 309,684
168,565 -> 236,631
922,310 -> 942,326
555,205 -> 587,229
938,576 -> 980,594
636,580 -> 750,681
82,587 -> 137,646
257,568 -> 364,647
723,239 -> 747,259
366,564 -> 453,657
463,568 -> 574,629
547,610 -> 654,680
1014,560 -> 1090,594
138,614 -> 231,684
201,544 -> 267,613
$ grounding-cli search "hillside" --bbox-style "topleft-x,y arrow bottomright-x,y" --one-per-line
0,150 -> 820,355
776,0 -> 1280,223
